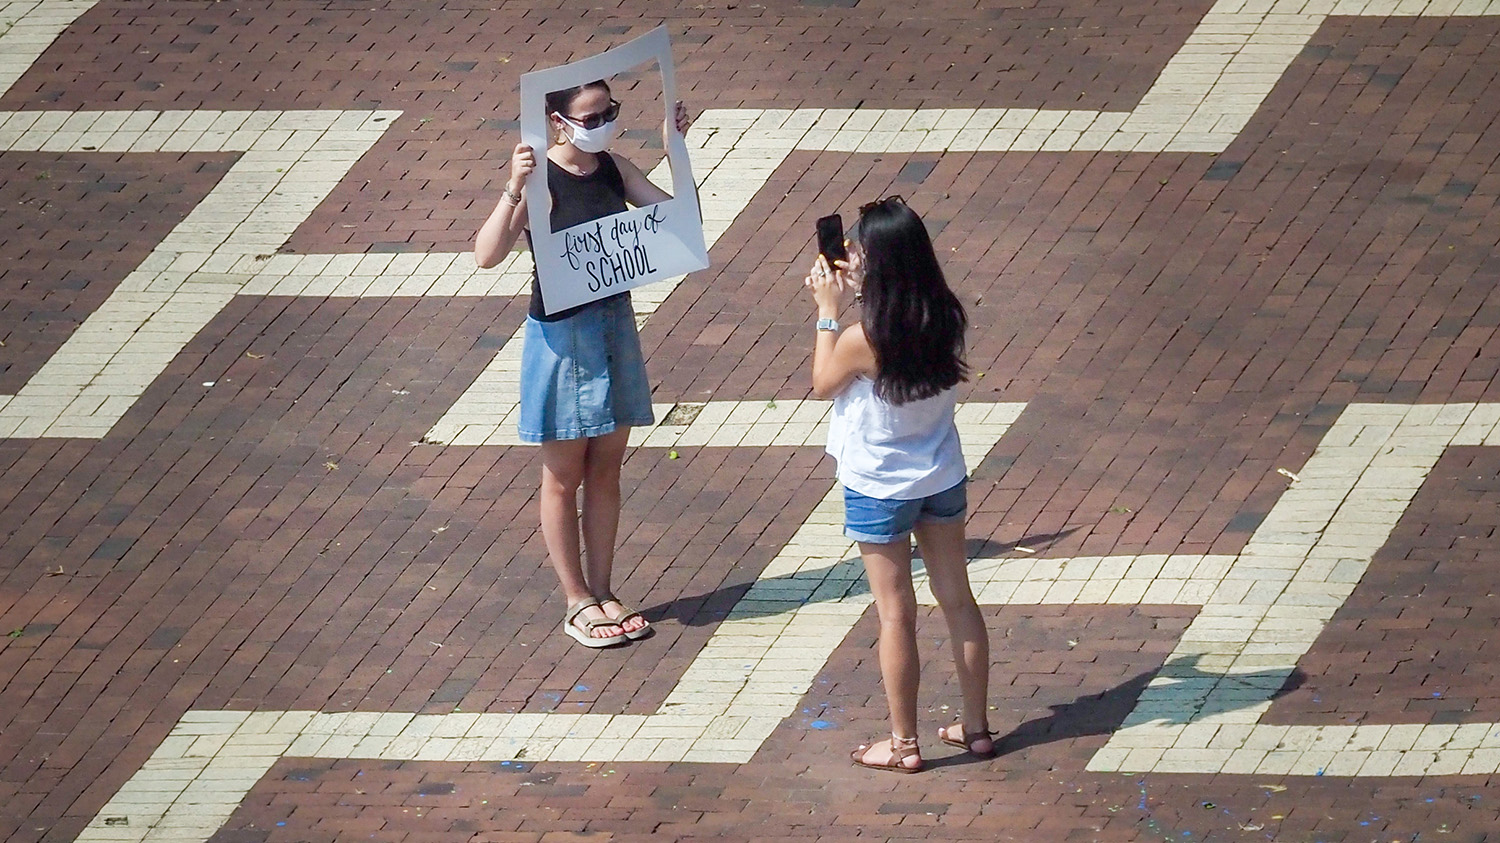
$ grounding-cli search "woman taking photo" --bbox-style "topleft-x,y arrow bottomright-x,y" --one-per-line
805,196 -> 995,772
475,81 -> 690,648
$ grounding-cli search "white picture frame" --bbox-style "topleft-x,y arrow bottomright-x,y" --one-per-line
519,26 -> 709,314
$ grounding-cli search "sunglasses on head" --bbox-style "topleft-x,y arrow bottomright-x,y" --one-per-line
556,99 -> 622,130
859,195 -> 906,216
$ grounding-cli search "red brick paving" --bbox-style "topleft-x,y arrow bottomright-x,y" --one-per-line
0,153 -> 234,392
225,608 -> 1500,842
1,0 -> 1213,254
1271,446 -> 1500,728
4,2 -> 1500,842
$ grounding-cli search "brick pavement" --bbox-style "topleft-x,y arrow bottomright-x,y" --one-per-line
4,1 -> 1500,842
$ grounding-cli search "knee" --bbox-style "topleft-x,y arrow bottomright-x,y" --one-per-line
541,466 -> 584,496
928,579 -> 978,612
584,456 -> 622,487
874,593 -> 919,630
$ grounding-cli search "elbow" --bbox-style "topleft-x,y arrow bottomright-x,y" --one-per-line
474,248 -> 500,270
810,377 -> 843,401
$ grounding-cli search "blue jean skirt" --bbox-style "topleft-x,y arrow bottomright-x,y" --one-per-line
518,294 -> 655,443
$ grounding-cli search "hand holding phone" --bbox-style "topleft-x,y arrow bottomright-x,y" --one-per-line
816,214 -> 847,264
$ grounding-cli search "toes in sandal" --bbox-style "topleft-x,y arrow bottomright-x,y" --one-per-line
938,723 -> 998,758
851,735 -> 923,773
563,599 -> 628,648
597,592 -> 652,640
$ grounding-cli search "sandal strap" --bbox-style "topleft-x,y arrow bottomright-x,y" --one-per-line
596,593 -> 646,622
565,598 -> 602,626
852,735 -> 924,771
890,735 -> 920,758
596,592 -> 632,611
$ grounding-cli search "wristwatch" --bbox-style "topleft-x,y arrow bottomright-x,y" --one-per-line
816,318 -> 839,332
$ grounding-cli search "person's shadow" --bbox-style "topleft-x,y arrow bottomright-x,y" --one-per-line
919,658 -> 1305,769
641,529 -> 1080,628
640,529 -> 1305,768
988,655 -> 1306,757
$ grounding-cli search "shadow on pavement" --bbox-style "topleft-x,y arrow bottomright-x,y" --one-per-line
646,527 -> 1083,627
996,656 -> 1307,755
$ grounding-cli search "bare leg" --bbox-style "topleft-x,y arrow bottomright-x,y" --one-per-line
916,520 -> 992,753
579,428 -> 646,635
540,438 -> 623,640
855,538 -> 923,769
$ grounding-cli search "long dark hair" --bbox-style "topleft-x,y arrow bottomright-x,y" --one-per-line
854,197 -> 968,405
545,80 -> 610,117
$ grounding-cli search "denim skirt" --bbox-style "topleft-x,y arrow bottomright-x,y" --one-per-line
518,294 -> 654,443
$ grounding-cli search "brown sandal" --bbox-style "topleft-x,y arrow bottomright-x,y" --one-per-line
851,735 -> 923,773
938,722 -> 998,758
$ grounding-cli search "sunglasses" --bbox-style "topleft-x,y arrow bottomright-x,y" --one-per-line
859,195 -> 905,215
846,195 -> 905,245
556,99 -> 622,130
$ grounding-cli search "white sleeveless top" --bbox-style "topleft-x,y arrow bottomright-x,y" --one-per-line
826,377 -> 966,500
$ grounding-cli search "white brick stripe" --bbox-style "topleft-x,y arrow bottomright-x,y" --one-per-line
0,0 -> 1495,840
6,0 -> 1497,439
0,110 -> 401,438
0,0 -> 98,99
77,406 -> 1023,843
77,404 -> 1500,843
420,0 -> 1499,445
80,709 -> 1500,843
1088,403 -> 1500,774
75,401 -> 1500,843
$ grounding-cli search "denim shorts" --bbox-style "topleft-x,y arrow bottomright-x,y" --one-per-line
842,479 -> 968,544
518,294 -> 654,443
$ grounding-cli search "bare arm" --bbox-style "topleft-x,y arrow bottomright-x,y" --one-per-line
614,101 -> 693,209
474,143 -> 535,269
614,155 -> 671,208
807,254 -> 876,398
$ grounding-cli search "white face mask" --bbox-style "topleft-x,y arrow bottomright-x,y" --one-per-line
557,114 -> 619,154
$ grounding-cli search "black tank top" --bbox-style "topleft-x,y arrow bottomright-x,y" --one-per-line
527,153 -> 630,321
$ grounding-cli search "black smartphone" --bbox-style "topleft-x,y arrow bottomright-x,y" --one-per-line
816,214 -> 847,264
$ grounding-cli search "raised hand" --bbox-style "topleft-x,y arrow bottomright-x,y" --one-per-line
508,143 -> 536,194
